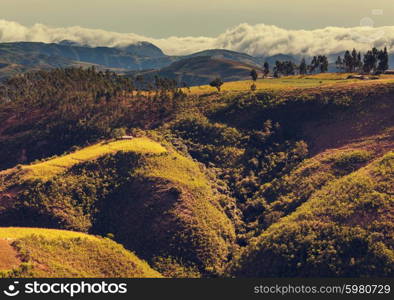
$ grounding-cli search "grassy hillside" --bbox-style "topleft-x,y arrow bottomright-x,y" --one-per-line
21,138 -> 167,181
228,152 -> 394,277
131,56 -> 264,87
0,136 -> 235,277
185,49 -> 264,68
0,227 -> 161,278
166,73 -> 394,277
186,73 -> 394,94
0,42 -> 175,79
0,51 -> 79,81
0,69 -> 393,278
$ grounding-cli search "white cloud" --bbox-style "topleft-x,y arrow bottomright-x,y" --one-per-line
214,23 -> 393,57
0,19 -> 393,56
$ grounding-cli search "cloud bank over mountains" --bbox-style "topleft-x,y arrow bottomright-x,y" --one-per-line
0,19 -> 393,56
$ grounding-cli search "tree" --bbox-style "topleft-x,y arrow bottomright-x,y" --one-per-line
210,77 -> 224,92
351,49 -> 358,72
299,58 -> 307,75
274,61 -> 283,77
332,47 -> 388,74
336,56 -> 344,72
344,50 -> 353,72
250,69 -> 258,81
263,62 -> 270,77
274,61 -> 296,77
363,50 -> 378,74
377,47 -> 389,73
356,52 -> 363,72
308,56 -> 328,73
319,56 -> 329,73
309,56 -> 319,73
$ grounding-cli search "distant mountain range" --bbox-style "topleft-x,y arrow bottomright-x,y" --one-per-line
128,56 -> 264,87
0,41 -> 393,85
184,49 -> 264,68
0,41 -> 177,75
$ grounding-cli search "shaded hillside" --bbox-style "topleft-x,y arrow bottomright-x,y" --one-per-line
0,68 -> 393,277
185,49 -> 264,68
228,152 -> 394,277
0,42 -> 301,83
0,67 -> 175,170
0,228 -> 161,278
132,56 -> 264,87
0,51 -> 86,81
0,138 -> 236,277
0,42 -> 177,78
118,41 -> 166,57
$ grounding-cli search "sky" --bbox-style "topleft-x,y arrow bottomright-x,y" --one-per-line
1,0 -> 393,37
0,0 -> 393,56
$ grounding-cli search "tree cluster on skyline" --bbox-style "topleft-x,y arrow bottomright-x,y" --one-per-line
255,47 -> 390,80
336,47 -> 389,74
271,55 -> 328,77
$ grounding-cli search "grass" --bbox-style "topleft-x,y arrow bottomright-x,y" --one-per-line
138,151 -> 209,189
0,227 -> 162,278
1,72 -> 392,278
128,148 -> 236,274
285,151 -> 394,229
2,140 -> 235,276
0,227 -> 99,241
186,73 -> 394,95
261,147 -> 379,227
329,150 -> 373,176
21,137 -> 167,180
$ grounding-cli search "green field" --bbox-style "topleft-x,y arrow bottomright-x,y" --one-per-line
0,227 -> 99,240
186,73 -> 394,94
21,138 -> 167,180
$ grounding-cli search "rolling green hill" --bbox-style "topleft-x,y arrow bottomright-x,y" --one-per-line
0,42 -> 302,85
19,138 -> 167,181
0,137 -> 235,277
0,42 -> 173,68
0,42 -> 177,80
228,152 -> 394,277
130,56 -> 264,87
0,227 -> 162,278
0,68 -> 393,277
184,49 -> 264,68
